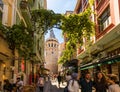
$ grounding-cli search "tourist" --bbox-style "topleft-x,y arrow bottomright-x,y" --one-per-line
57,72 -> 62,88
37,75 -> 45,92
79,72 -> 93,92
68,73 -> 79,92
16,77 -> 23,92
3,79 -> 13,92
107,74 -> 120,92
94,72 -> 107,92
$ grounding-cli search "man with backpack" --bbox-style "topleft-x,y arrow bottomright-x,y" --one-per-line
37,75 -> 45,92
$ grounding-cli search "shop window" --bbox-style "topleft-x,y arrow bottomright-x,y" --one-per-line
98,6 -> 110,32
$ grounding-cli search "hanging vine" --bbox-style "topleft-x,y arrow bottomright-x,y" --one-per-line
0,22 -> 34,58
58,8 -> 95,64
0,3 -> 95,64
31,9 -> 62,34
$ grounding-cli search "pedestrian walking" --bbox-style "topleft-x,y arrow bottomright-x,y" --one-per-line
3,79 -> 13,92
107,74 -> 120,92
94,72 -> 108,92
16,77 -> 24,92
64,72 -> 72,92
57,72 -> 62,88
67,73 -> 79,92
79,72 -> 93,92
37,75 -> 45,92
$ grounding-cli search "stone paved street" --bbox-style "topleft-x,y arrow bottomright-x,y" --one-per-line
36,80 -> 66,92
35,80 -> 97,92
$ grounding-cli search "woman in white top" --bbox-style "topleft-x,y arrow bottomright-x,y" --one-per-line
68,73 -> 79,92
107,75 -> 120,92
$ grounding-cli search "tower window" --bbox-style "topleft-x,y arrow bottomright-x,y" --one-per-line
48,43 -> 50,47
52,52 -> 54,54
51,43 -> 53,47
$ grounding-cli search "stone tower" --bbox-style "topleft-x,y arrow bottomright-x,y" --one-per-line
45,29 -> 59,74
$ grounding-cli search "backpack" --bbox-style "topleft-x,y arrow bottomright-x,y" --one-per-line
38,77 -> 44,87
68,79 -> 79,92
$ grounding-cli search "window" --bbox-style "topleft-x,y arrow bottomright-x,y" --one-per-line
96,0 -> 101,4
0,0 -> 3,21
83,0 -> 88,9
52,52 -> 54,54
54,44 -> 56,47
98,6 -> 110,32
79,4 -> 82,13
0,0 -> 3,9
51,43 -> 53,47
48,43 -> 50,47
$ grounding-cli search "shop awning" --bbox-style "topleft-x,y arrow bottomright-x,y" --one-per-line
98,55 -> 120,64
80,55 -> 120,70
63,59 -> 78,67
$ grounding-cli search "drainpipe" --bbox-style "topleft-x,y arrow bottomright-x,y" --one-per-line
31,60 -> 34,83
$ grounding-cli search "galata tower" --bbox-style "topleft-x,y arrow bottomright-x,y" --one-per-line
45,29 -> 59,74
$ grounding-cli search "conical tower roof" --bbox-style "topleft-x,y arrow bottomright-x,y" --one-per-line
50,29 -> 56,38
46,29 -> 58,42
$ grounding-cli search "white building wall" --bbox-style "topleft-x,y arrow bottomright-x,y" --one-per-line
2,4 -> 8,25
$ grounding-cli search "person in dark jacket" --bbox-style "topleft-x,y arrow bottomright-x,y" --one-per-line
57,72 -> 62,88
79,72 -> 93,92
94,72 -> 107,92
3,79 -> 13,92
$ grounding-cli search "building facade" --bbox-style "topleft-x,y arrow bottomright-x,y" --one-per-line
19,0 -> 47,84
74,0 -> 120,81
0,0 -> 47,85
45,30 -> 59,74
0,0 -> 17,83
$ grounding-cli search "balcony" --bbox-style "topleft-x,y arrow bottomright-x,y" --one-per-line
96,0 -> 110,15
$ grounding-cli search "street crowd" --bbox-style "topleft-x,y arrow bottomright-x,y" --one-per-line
0,71 -> 120,92
62,71 -> 120,92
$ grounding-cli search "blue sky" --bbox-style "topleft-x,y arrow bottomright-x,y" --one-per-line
45,0 -> 77,43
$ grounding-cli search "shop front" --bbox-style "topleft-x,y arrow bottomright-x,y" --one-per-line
80,55 -> 120,81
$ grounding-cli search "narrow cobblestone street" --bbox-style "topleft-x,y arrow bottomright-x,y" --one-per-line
35,80 -> 97,92
35,80 -> 65,92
